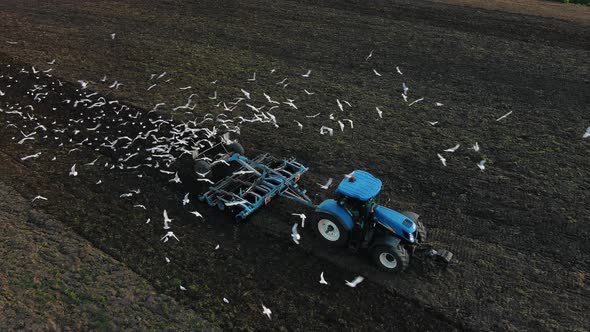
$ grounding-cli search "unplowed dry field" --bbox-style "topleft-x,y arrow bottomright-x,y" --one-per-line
0,0 -> 589,331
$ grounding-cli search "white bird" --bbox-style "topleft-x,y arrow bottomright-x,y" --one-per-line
435,102 -> 444,107
471,142 -> 480,152
376,107 -> 383,118
47,59 -> 56,65
147,84 -> 157,91
373,69 -> 382,77
69,164 -> 78,176
343,119 -> 354,129
169,172 -> 182,183
304,89 -> 315,95
408,97 -> 424,106
84,157 -> 99,166
197,178 -> 214,184
294,120 -> 303,131
317,178 -> 333,190
96,180 -> 102,185
302,69 -> 311,78
338,120 -> 345,132
133,204 -> 147,209
345,276 -> 364,288
247,72 -> 256,81
496,110 -> 513,122
179,285 -> 187,291
78,80 -> 88,89
437,153 -> 447,166
444,144 -> 460,153
161,231 -> 179,242
182,193 -> 190,206
365,50 -> 374,61
165,257 -> 171,263
336,99 -> 344,112
110,33 -> 116,40
477,160 -> 486,171
319,272 -> 328,285
262,304 -> 272,320
0,89 -> 4,96
402,83 -> 409,95
240,89 -> 251,99
401,93 -> 408,102
427,121 -> 438,126
31,195 -> 47,202
189,211 -> 203,219
163,210 -> 173,229
21,152 -> 41,161
215,244 -> 220,250
396,66 -> 403,75
223,297 -> 229,304
291,223 -> 301,245
292,213 -> 306,227
582,127 -> 590,138
320,126 -> 333,136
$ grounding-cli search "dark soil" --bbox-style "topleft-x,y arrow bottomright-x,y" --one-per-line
0,0 -> 589,331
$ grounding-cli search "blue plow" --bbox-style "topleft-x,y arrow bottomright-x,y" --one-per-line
198,153 -> 315,220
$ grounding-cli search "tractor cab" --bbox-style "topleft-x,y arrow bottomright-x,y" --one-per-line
334,171 -> 388,251
335,171 -> 381,224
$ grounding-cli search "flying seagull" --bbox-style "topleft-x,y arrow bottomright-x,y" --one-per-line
496,111 -> 513,122
189,211 -> 203,219
317,178 -> 333,190
291,223 -> 301,245
319,272 -> 328,285
21,152 -> 41,161
444,144 -> 460,153
262,304 -> 272,320
376,107 -> 383,119
583,127 -> 590,138
345,276 -> 364,288
69,164 -> 78,176
437,153 -> 447,167
477,160 -> 486,171
292,213 -> 306,227
31,195 -> 48,202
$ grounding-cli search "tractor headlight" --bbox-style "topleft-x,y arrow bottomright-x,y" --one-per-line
403,231 -> 415,243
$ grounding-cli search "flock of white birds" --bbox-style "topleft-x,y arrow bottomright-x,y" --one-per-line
1,34 -> 588,321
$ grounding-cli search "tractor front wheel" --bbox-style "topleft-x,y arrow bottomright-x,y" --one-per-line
371,244 -> 410,272
417,220 -> 427,243
312,212 -> 349,247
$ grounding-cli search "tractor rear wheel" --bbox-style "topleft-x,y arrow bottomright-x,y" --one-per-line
371,244 -> 410,272
312,212 -> 349,247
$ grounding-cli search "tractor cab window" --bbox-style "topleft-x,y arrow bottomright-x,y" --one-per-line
339,196 -> 373,222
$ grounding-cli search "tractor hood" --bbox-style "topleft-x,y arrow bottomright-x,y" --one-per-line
374,206 -> 417,242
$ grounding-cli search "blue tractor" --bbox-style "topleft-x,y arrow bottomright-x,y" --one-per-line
312,170 -> 435,272
197,152 -> 452,272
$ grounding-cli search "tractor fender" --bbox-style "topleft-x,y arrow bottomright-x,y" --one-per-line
315,199 -> 354,231
369,235 -> 402,251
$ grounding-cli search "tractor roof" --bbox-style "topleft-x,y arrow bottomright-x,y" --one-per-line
336,170 -> 382,201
